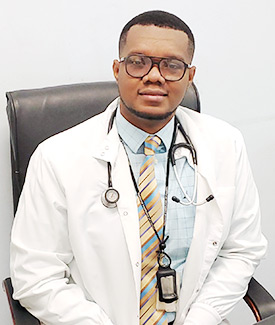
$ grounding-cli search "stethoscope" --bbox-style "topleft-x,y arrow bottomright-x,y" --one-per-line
170,120 -> 214,206
101,109 -> 214,208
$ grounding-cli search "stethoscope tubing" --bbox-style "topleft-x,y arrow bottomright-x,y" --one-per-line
170,119 -> 202,206
103,109 -> 214,208
173,164 -> 199,205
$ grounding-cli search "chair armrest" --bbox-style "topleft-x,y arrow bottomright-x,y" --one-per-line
252,314 -> 275,324
244,277 -> 275,322
2,277 -> 40,325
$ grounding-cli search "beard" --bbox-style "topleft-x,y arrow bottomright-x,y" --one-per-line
120,96 -> 177,121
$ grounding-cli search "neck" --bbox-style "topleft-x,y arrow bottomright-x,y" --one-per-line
119,100 -> 176,133
126,115 -> 174,133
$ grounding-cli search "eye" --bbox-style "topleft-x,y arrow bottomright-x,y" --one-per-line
128,55 -> 146,67
166,59 -> 183,70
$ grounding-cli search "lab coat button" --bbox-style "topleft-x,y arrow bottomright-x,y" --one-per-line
136,262 -> 139,267
105,146 -> 109,150
101,152 -> 105,156
123,211 -> 128,216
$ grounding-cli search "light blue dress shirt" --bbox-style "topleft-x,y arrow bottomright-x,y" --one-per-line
115,107 -> 195,322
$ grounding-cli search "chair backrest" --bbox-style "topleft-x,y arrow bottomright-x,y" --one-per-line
6,81 -> 200,212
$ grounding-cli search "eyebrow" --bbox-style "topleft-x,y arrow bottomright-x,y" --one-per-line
126,52 -> 187,62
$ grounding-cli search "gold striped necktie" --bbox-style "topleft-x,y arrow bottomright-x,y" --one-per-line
138,135 -> 168,325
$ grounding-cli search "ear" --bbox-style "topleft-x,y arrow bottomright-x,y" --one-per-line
188,66 -> 196,86
113,60 -> 120,82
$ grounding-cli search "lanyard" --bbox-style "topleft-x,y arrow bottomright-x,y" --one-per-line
121,123 -> 180,303
119,118 -> 178,253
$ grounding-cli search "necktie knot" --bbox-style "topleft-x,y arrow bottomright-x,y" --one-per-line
144,135 -> 161,156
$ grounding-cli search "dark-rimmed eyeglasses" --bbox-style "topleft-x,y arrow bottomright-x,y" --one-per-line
119,54 -> 190,81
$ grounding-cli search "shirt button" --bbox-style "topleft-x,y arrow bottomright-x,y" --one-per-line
101,152 -> 105,156
123,211 -> 128,216
136,262 -> 139,267
213,241 -> 218,246
105,146 -> 109,150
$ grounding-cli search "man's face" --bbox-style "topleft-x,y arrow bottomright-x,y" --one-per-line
113,24 -> 196,133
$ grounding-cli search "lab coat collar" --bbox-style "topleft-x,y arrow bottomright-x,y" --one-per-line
92,100 -> 217,188
91,100 -> 214,174
90,98 -> 121,165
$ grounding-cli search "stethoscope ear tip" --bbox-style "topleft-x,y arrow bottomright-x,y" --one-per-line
172,196 -> 180,203
172,194 -> 214,206
206,195 -> 214,202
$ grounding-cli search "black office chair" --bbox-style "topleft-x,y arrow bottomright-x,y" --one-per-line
3,81 -> 275,324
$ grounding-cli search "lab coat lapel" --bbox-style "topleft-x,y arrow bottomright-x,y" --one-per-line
112,141 -> 142,301
91,114 -> 141,304
176,108 -> 217,192
175,109 -> 224,317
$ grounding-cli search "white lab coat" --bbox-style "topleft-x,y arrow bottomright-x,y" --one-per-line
10,98 -> 267,325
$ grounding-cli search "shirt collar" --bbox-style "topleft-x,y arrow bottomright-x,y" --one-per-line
115,106 -> 174,154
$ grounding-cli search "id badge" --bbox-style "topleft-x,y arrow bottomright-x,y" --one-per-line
156,266 -> 178,303
156,270 -> 180,312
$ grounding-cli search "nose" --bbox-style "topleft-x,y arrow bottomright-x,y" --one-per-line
142,64 -> 165,84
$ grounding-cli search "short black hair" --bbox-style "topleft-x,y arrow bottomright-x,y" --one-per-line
119,10 -> 195,61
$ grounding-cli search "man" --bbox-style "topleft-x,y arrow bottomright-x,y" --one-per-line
10,10 -> 267,325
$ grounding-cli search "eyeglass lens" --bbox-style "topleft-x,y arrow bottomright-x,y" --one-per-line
125,55 -> 187,81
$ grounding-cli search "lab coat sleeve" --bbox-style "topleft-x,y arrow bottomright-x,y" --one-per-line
10,145 -> 114,325
183,131 -> 267,325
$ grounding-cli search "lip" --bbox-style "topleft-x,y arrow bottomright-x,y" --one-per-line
139,89 -> 168,96
138,89 -> 168,103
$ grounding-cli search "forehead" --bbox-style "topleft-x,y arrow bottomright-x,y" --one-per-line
121,25 -> 190,61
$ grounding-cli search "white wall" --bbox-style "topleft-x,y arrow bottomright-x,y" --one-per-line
1,0 -> 274,323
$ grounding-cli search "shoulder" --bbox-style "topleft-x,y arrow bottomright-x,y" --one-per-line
24,99 -> 119,178
38,99 -> 117,155
177,106 -> 244,143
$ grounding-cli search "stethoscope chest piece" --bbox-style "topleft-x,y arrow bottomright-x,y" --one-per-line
101,187 -> 120,208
